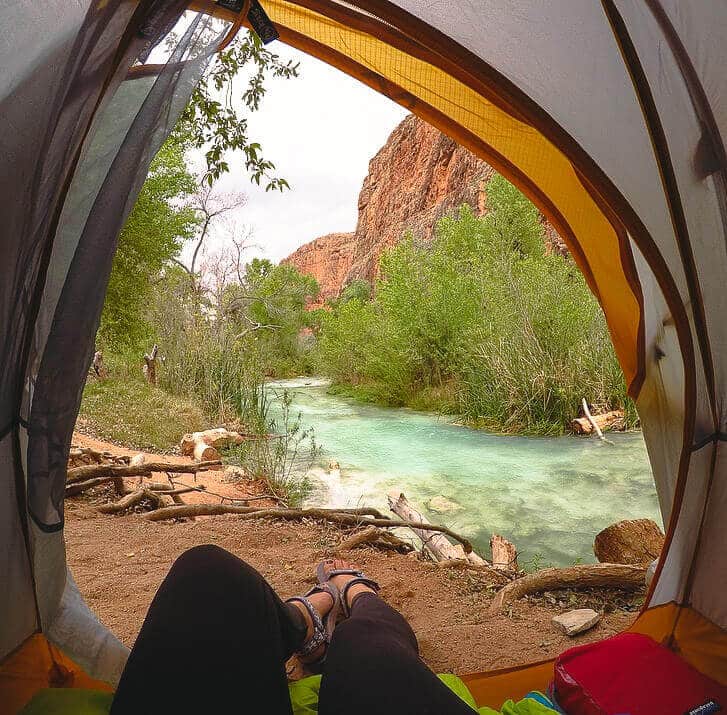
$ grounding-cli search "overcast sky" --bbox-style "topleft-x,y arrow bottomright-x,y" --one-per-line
202,46 -> 407,264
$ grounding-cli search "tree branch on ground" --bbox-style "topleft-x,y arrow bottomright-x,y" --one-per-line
488,563 -> 647,614
140,503 -> 475,552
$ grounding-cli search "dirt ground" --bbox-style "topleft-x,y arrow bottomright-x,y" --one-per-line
65,435 -> 641,677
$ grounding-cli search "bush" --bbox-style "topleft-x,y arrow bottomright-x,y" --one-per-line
315,175 -> 633,434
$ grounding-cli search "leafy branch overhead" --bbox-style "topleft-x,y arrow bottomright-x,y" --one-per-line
181,30 -> 299,189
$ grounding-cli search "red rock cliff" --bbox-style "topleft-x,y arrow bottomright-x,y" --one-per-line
283,114 -> 561,301
344,114 -> 494,283
281,232 -> 355,306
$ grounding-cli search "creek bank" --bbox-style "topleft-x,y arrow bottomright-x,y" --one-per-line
266,381 -> 661,567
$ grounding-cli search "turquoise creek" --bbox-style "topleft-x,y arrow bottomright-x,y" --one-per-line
268,379 -> 660,568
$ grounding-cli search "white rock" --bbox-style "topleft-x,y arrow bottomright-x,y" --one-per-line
427,495 -> 462,513
552,609 -> 601,636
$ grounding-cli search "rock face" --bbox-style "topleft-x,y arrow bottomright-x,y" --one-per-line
344,114 -> 494,283
593,519 -> 665,565
283,115 -> 494,301
281,232 -> 356,307
283,114 -> 564,302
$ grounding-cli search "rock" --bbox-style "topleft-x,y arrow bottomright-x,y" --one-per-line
552,609 -> 601,636
427,495 -> 461,513
594,519 -> 664,565
327,460 -> 340,472
282,115 -> 566,303
281,232 -> 356,307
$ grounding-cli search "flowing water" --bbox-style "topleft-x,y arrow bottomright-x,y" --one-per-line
266,378 -> 661,567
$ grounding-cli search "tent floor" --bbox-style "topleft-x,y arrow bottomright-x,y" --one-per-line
66,478 -> 639,677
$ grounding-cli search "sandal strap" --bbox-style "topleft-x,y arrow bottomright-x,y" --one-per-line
286,595 -> 327,657
341,576 -> 380,618
324,568 -> 365,579
316,564 -> 366,584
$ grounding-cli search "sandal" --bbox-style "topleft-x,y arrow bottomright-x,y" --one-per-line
315,560 -> 380,619
286,584 -> 336,667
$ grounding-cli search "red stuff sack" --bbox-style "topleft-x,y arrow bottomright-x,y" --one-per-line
552,632 -> 727,715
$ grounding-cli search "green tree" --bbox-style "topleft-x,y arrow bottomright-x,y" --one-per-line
222,258 -> 320,375
98,132 -> 199,350
182,30 -> 299,189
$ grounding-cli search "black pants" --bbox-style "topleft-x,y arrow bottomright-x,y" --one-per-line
111,545 -> 474,714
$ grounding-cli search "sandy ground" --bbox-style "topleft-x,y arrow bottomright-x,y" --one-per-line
65,435 -> 640,677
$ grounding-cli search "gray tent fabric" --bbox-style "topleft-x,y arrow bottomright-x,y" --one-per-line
0,0 -> 141,661
0,0 -> 229,663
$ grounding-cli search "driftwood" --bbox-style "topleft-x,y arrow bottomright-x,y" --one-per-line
488,563 -> 647,614
65,460 -> 221,497
66,459 -> 221,484
180,428 -> 245,455
571,402 -> 623,437
388,492 -> 486,565
180,427 -> 258,463
68,446 -> 126,468
490,534 -> 519,571
338,526 -> 413,554
434,559 -> 513,584
97,488 -> 166,514
147,484 -> 206,496
92,350 -> 108,380
142,344 -> 159,385
141,504 -> 474,551
129,453 -> 146,488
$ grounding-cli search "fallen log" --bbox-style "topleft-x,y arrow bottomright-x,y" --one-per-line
180,427 -> 247,463
434,559 -> 513,584
92,350 -> 108,380
594,518 -> 664,565
68,446 -> 127,468
142,504 -> 474,552
147,485 -> 206,496
338,526 -> 413,554
571,403 -> 623,436
65,461 -> 221,497
388,492 -> 486,565
488,563 -> 646,614
490,534 -> 519,571
143,344 -> 159,385
66,459 -> 221,484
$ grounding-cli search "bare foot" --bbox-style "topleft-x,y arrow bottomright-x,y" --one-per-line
320,558 -> 377,611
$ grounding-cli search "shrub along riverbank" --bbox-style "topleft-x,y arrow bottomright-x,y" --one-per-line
314,176 -> 636,435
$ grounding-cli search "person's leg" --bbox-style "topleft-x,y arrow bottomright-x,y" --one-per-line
111,544 -> 307,715
319,592 -> 476,715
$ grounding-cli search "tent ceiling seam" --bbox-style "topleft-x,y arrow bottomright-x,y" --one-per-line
601,0 -> 721,626
601,0 -> 718,431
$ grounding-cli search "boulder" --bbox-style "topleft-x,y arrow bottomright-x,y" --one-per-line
552,609 -> 601,636
427,495 -> 462,513
594,519 -> 664,565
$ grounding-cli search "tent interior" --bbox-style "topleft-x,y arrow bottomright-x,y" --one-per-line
2,0 -> 727,711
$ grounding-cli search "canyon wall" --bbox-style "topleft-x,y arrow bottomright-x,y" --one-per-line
281,232 -> 356,305
283,114 -> 561,302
